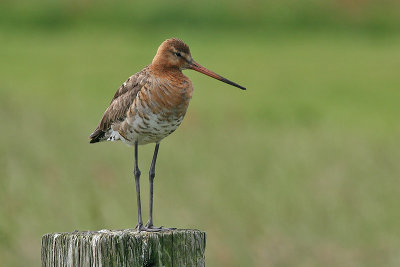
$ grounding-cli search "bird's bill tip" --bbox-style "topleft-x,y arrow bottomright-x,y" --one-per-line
189,61 -> 246,90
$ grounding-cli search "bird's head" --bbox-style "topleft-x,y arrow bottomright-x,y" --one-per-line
152,38 -> 246,90
152,38 -> 192,70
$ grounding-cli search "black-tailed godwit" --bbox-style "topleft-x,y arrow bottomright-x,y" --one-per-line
89,38 -> 245,231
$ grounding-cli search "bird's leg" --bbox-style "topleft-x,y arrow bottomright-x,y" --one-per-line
144,143 -> 175,232
133,140 -> 144,232
145,143 -> 159,229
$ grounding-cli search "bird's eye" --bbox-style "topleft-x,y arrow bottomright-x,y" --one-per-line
175,52 -> 182,57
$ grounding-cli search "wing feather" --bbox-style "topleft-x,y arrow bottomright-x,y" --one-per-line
89,68 -> 149,143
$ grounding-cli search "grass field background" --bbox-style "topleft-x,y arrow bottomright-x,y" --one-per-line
1,0 -> 400,266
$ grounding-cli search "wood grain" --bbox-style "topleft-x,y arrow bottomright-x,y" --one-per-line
41,229 -> 206,267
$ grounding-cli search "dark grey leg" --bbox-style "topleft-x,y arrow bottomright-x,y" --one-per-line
145,143 -> 160,228
144,143 -> 176,232
134,140 -> 143,231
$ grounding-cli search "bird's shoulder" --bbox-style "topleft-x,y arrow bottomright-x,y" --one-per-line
110,66 -> 150,103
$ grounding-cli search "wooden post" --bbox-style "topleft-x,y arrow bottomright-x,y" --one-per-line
41,229 -> 206,267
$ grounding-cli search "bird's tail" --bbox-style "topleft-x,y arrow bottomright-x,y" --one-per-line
89,129 -> 105,144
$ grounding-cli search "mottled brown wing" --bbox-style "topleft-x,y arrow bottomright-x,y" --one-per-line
109,67 -> 148,104
89,68 -> 149,143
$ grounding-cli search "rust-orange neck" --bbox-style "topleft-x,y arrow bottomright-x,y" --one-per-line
149,63 -> 184,78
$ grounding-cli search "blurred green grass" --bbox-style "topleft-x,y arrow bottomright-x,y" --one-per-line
1,1 -> 400,266
1,0 -> 400,35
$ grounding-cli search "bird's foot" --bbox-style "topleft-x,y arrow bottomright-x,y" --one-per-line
134,223 -> 145,232
143,221 -> 176,232
143,226 -> 176,232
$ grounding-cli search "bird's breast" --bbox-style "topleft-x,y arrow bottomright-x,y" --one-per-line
117,74 -> 193,145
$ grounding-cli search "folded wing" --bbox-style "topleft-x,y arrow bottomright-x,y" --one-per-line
89,68 -> 149,143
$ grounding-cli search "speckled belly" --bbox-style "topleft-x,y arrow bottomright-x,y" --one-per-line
107,103 -> 186,146
124,111 -> 184,145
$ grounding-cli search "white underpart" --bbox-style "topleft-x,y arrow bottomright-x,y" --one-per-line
106,130 -> 122,142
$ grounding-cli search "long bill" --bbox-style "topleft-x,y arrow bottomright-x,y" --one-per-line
189,60 -> 246,90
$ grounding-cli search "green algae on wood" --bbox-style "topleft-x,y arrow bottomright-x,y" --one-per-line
41,229 -> 206,267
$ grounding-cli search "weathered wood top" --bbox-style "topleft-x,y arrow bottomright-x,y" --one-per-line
41,228 -> 206,267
